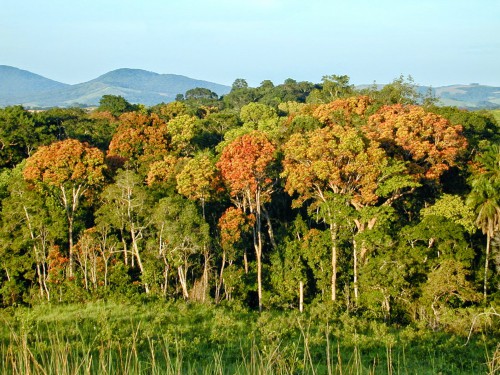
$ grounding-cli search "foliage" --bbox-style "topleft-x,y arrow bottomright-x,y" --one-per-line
96,95 -> 139,117
0,87 -> 498,352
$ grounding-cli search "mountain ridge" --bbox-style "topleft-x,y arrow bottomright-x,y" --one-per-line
1,65 -> 499,109
0,66 -> 231,108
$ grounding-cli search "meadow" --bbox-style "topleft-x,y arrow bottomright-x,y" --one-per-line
1,301 -> 498,374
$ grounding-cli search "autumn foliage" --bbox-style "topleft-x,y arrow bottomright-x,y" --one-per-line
107,112 -> 170,167
23,138 -> 106,189
364,104 -> 467,180
217,131 -> 276,198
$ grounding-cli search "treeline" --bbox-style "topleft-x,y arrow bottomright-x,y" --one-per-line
0,75 -> 499,329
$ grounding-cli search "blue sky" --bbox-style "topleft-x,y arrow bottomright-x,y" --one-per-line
1,0 -> 499,87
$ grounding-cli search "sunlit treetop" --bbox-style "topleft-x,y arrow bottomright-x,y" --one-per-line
363,104 -> 468,181
23,138 -> 106,189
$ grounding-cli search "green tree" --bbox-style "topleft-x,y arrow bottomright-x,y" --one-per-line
167,115 -> 200,156
0,106 -> 58,169
0,165 -> 64,303
369,75 -> 422,106
467,144 -> 500,301
184,88 -> 219,108
150,196 -> 210,300
306,75 -> 354,103
97,169 -> 151,292
96,95 -> 138,117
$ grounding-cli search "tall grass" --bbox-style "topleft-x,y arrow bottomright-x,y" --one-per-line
0,301 -> 496,374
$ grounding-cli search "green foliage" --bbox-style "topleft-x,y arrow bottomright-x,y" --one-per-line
0,106 -> 58,169
429,106 -> 500,151
368,75 -> 423,106
307,74 -> 355,103
96,95 -> 139,117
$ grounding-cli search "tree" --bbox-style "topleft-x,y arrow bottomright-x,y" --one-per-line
184,88 -> 219,109
176,152 -> 221,217
0,164 -> 64,302
217,207 -> 254,302
223,79 -> 257,111
467,144 -> 500,301
217,131 -> 276,311
282,125 -> 386,301
150,101 -> 191,122
283,99 -> 422,302
428,106 -> 500,154
150,196 -> 210,300
97,169 -> 151,291
96,95 -> 138,117
312,96 -> 373,127
23,139 -> 106,275
166,115 -> 200,156
364,104 -> 468,181
421,259 -> 480,328
232,79 -> 249,90
75,223 -> 118,292
0,106 -> 58,168
176,152 -> 222,299
306,75 -> 355,104
369,75 -> 422,106
107,112 -> 170,171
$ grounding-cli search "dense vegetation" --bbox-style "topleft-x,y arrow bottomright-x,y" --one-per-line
0,75 -> 499,373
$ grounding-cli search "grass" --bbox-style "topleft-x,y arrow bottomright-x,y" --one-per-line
491,109 -> 500,125
0,301 -> 497,374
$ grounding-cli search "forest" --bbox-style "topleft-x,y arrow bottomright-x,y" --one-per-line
0,75 -> 499,373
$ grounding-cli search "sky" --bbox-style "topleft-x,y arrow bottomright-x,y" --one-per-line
1,0 -> 499,87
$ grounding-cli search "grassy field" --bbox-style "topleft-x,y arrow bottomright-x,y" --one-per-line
491,109 -> 500,125
0,301 -> 498,374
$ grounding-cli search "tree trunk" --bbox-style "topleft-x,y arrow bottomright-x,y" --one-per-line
484,233 -> 491,301
353,237 -> 359,303
216,250 -> 226,303
68,217 -> 74,277
243,251 -> 249,274
254,190 -> 264,312
299,281 -> 304,313
178,266 -> 189,299
330,222 -> 338,302
130,225 -> 149,293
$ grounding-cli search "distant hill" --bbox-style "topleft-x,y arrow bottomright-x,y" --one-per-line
430,84 -> 500,109
0,65 -> 69,101
0,66 -> 231,108
1,65 -> 499,109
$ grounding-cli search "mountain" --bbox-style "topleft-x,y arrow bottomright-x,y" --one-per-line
0,66 -> 231,108
0,65 -> 69,101
1,66 -> 499,109
430,84 -> 500,109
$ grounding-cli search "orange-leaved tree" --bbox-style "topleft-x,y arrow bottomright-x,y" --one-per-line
217,131 -> 276,312
23,139 -> 106,276
282,124 -> 387,301
363,104 -> 467,181
107,111 -> 170,171
217,207 -> 255,302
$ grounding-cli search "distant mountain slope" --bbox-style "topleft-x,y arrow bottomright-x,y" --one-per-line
431,84 -> 500,109
0,65 -> 69,103
0,66 -> 231,108
1,66 -> 499,109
